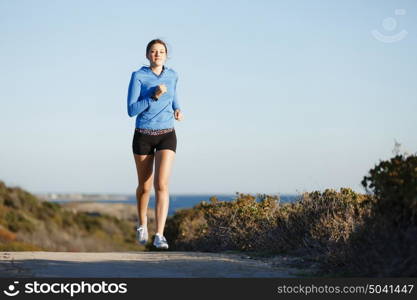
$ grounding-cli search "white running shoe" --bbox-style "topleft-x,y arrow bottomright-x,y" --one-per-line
136,225 -> 148,245
153,233 -> 169,249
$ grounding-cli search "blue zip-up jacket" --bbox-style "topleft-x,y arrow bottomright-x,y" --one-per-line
127,65 -> 181,130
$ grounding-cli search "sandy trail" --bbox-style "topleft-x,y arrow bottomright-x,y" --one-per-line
0,251 -> 312,278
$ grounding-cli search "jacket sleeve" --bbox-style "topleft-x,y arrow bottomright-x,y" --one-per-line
172,75 -> 181,111
127,72 -> 150,117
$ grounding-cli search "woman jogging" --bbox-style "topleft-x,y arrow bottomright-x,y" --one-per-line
127,39 -> 184,249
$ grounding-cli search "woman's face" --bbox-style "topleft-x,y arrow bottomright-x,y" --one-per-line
147,43 -> 167,67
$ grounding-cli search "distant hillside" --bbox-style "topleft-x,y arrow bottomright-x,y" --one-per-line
0,181 -> 144,251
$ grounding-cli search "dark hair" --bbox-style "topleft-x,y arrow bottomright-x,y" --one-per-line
146,39 -> 168,57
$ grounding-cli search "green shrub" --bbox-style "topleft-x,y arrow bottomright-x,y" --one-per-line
4,210 -> 35,233
361,154 -> 417,224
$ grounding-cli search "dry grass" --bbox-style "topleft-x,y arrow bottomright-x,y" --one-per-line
165,186 -> 416,277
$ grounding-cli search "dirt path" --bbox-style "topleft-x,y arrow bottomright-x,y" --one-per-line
0,251 -> 317,278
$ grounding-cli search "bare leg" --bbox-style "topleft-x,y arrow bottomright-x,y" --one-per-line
133,153 -> 154,227
153,149 -> 175,235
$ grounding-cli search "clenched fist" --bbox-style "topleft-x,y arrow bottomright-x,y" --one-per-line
174,109 -> 184,121
153,84 -> 167,100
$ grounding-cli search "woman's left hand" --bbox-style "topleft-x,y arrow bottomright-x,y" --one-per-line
174,109 -> 183,121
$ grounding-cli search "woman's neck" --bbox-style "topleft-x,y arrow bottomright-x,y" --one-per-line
150,64 -> 164,75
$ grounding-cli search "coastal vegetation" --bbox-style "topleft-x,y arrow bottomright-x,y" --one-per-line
1,152 -> 415,276
0,182 -> 145,252
164,153 -> 417,277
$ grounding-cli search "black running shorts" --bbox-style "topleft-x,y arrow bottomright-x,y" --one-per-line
132,129 -> 177,155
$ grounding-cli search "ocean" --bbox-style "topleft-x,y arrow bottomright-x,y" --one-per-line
50,194 -> 300,216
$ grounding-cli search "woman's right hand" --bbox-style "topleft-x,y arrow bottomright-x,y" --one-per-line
154,84 -> 167,99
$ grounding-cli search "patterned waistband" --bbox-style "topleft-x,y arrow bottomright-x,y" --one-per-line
135,127 -> 174,135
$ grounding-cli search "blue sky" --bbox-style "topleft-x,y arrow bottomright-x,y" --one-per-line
0,0 -> 416,196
